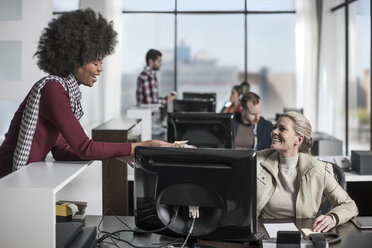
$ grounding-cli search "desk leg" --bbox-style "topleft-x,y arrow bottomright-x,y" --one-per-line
102,158 -> 128,216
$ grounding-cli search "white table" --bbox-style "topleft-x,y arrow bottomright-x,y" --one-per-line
0,160 -> 102,248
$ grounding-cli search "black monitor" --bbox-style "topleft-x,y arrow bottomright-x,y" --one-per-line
167,112 -> 235,148
183,92 -> 216,102
134,147 -> 260,245
173,99 -> 216,113
283,108 -> 303,114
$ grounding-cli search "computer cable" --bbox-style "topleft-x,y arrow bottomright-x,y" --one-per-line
179,206 -> 199,248
180,217 -> 196,248
97,208 -> 181,248
322,232 -> 341,244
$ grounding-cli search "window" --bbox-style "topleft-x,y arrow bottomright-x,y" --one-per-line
348,0 -> 371,152
121,0 -> 296,117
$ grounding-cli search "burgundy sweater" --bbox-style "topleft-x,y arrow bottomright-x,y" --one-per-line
0,80 -> 131,178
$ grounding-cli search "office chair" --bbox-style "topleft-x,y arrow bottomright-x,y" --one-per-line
317,161 -> 346,216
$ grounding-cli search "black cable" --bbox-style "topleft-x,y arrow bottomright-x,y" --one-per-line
97,208 -> 180,247
180,218 -> 196,248
322,232 -> 341,244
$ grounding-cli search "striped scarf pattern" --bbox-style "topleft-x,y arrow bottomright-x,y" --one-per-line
12,74 -> 83,171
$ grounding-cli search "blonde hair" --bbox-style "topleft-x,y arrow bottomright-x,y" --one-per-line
280,111 -> 313,154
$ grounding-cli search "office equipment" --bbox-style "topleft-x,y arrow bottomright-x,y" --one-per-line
311,132 -> 342,156
56,222 -> 97,248
309,233 -> 328,248
352,216 -> 372,229
277,231 -> 301,248
183,92 -> 216,102
351,150 -> 372,175
134,147 -> 261,244
173,99 -> 216,112
263,223 -> 299,238
283,108 -> 304,114
167,112 -> 235,148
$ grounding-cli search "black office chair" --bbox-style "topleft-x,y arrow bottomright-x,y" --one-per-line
317,161 -> 346,216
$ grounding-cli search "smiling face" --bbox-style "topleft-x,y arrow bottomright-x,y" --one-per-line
75,57 -> 103,87
271,116 -> 304,158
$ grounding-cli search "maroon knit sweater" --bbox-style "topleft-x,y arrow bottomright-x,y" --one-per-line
0,80 -> 131,178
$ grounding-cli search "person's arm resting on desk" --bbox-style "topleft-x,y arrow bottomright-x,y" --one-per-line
313,162 -> 358,232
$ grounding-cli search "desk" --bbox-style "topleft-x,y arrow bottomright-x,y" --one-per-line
0,160 -> 102,248
92,118 -> 141,216
85,216 -> 372,248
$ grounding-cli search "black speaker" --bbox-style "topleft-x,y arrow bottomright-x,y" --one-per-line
351,150 -> 372,175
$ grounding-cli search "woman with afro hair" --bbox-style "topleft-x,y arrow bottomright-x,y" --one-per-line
0,8 -> 176,178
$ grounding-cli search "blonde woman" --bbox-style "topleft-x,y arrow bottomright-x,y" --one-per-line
257,111 -> 358,232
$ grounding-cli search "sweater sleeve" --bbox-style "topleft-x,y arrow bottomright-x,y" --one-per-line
39,80 -> 132,160
324,163 -> 359,225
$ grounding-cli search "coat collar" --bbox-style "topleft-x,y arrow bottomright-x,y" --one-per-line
260,150 -> 315,177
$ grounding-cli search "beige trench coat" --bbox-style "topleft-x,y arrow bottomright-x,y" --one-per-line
257,149 -> 358,225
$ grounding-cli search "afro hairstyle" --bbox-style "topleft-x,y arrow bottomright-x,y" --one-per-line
34,8 -> 118,77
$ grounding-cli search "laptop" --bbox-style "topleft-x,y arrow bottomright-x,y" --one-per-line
352,217 -> 372,229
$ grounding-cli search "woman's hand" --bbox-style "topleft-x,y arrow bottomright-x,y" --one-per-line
150,140 -> 177,147
312,214 -> 336,232
131,140 -> 176,154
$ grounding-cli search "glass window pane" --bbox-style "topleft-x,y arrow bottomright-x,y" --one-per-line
177,15 -> 245,112
178,0 -> 244,11
52,0 -> 79,12
0,0 -> 22,21
248,14 -> 296,121
349,0 -> 371,152
0,41 -> 21,80
123,0 -> 174,11
318,4 -> 346,152
247,0 -> 295,11
121,14 -> 174,112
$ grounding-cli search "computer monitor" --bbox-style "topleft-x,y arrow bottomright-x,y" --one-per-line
134,147 -> 259,245
167,112 -> 235,148
183,92 -> 216,102
283,108 -> 303,114
173,99 -> 216,113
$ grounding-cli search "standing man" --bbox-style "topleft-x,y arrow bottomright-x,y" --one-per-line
234,92 -> 273,150
136,49 -> 176,106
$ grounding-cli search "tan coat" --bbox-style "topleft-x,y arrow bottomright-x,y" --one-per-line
257,149 -> 358,225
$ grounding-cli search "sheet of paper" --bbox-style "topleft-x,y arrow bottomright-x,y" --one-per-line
301,228 -> 320,237
263,222 -> 299,238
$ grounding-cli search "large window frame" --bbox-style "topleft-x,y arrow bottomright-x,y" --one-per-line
122,0 -> 296,92
330,0 -> 372,154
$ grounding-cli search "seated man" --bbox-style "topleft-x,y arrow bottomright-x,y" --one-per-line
234,92 -> 273,150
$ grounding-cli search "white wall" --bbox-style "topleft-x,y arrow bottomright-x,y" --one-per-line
0,0 -> 123,136
0,0 -> 51,100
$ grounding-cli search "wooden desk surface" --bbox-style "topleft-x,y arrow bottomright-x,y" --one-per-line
85,216 -> 372,248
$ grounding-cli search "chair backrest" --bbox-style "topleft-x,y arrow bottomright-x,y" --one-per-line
317,161 -> 346,216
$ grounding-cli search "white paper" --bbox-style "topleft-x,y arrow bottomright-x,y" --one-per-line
263,222 -> 299,238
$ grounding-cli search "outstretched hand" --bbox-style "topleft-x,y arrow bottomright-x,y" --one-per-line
312,215 -> 336,232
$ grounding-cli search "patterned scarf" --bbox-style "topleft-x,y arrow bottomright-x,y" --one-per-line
12,74 -> 83,171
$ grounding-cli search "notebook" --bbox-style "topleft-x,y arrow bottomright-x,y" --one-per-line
352,217 -> 372,229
